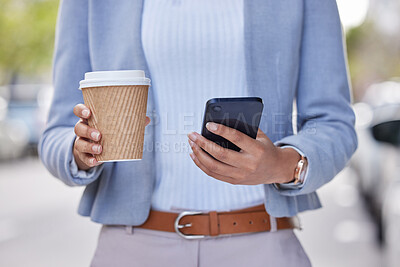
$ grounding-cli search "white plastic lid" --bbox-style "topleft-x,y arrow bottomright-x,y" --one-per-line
79,70 -> 151,89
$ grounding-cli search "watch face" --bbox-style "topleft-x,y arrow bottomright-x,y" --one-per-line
299,158 -> 308,183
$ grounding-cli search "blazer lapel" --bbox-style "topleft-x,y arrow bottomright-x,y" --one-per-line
88,0 -> 149,75
244,0 -> 303,140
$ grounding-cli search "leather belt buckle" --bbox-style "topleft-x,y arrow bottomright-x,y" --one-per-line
174,211 -> 205,239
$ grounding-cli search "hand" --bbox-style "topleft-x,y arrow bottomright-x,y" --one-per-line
187,122 -> 300,185
72,104 -> 150,171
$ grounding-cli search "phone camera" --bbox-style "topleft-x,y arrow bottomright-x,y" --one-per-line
212,105 -> 222,112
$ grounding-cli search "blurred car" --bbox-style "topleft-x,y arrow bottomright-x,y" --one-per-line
350,80 -> 400,266
0,84 -> 52,160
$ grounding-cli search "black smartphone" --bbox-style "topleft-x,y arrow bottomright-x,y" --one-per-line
201,97 -> 264,152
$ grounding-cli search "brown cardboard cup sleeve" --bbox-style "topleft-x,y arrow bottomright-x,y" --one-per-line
79,70 -> 151,162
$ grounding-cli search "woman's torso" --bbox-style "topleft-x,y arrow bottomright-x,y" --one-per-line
141,0 -> 265,212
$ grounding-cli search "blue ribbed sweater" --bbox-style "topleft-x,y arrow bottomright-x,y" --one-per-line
141,0 -> 265,212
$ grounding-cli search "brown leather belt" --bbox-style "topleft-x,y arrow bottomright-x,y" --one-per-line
138,204 -> 295,239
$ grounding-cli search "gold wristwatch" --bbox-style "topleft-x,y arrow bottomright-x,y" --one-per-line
293,155 -> 307,185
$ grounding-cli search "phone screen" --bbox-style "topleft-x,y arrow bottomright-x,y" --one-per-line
201,97 -> 263,151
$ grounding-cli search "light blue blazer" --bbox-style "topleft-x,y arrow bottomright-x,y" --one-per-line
39,0 -> 357,225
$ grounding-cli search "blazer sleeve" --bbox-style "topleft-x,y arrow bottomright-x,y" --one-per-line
273,0 -> 358,196
38,0 -> 103,186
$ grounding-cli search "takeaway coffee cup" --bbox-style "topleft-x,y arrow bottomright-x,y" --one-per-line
79,70 -> 151,162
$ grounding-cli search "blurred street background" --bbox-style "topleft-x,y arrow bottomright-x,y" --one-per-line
0,0 -> 399,266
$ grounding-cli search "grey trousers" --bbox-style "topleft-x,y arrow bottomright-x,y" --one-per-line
90,225 -> 311,267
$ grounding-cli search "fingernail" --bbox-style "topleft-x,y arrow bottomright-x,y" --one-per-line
91,131 -> 100,141
188,132 -> 197,141
206,122 -> 218,132
82,109 -> 90,117
92,145 -> 101,153
90,158 -> 96,165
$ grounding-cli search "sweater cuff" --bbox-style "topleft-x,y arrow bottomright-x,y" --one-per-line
69,154 -> 104,179
64,131 -> 104,185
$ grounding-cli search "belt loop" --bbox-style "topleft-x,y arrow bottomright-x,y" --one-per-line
126,225 -> 133,235
269,216 -> 277,232
209,211 -> 219,236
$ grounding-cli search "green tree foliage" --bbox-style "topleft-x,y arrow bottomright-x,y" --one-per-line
0,0 -> 59,84
346,21 -> 400,100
